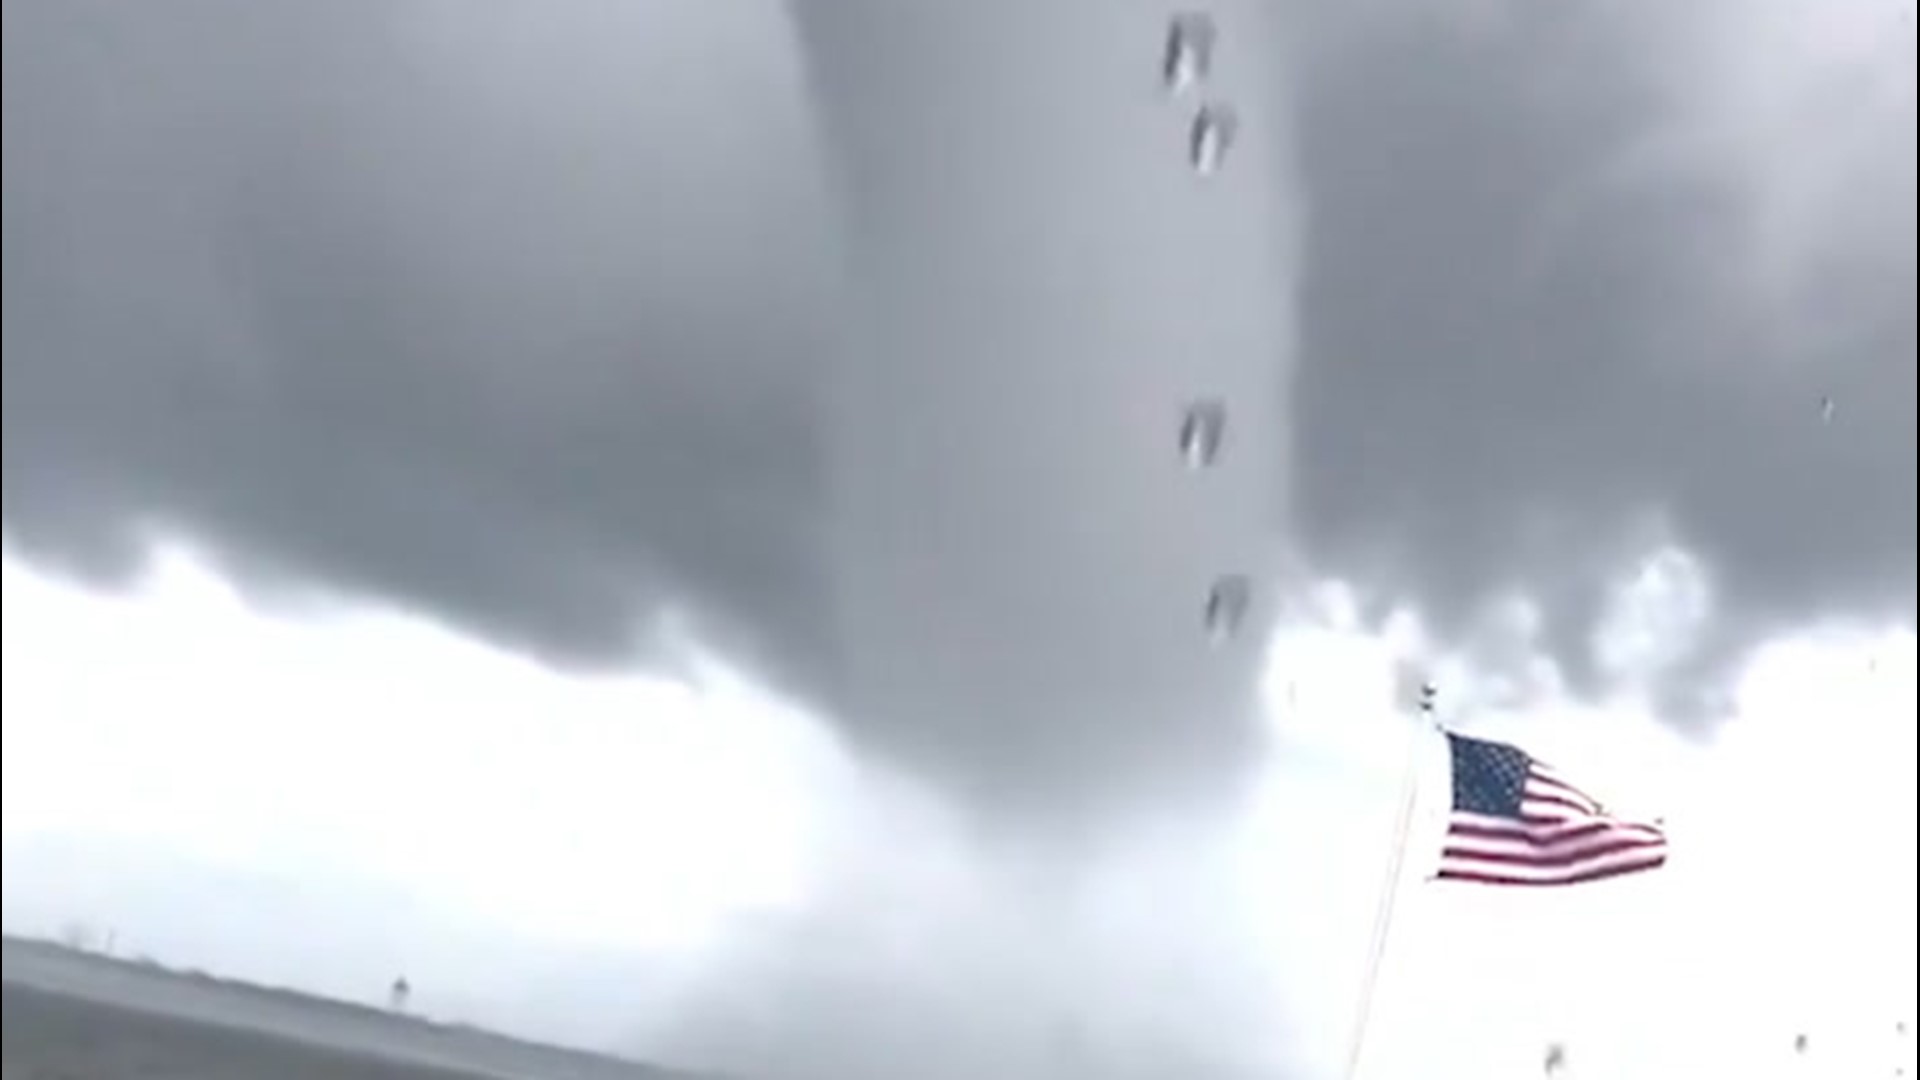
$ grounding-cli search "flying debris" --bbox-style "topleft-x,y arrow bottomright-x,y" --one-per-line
1178,398 -> 1227,469
1820,395 -> 1836,423
1543,1042 -> 1567,1075
1203,574 -> 1252,644
1161,13 -> 1216,94
1188,103 -> 1237,176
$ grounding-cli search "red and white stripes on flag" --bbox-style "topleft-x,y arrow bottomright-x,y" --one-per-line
1438,731 -> 1668,887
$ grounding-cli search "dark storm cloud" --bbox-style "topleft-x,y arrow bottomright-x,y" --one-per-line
1282,2 -> 1915,717
4,1 -> 1303,820
3,0 -> 843,692
4,0 -> 1913,807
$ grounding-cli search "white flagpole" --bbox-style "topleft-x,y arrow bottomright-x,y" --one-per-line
1342,684 -> 1440,1080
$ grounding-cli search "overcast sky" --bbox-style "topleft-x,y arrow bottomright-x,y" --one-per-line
3,1 -> 1915,1078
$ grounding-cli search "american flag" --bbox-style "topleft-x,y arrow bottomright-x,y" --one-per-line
1438,731 -> 1667,886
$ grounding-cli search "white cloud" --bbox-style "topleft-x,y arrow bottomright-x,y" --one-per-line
1,542 -> 835,958
3,545 -> 1914,1077
1594,545 -> 1714,685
